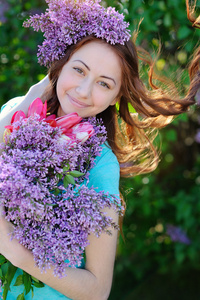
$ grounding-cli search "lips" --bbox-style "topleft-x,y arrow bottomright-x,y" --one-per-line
68,94 -> 90,108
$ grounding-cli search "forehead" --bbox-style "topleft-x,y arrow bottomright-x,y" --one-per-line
70,41 -> 122,76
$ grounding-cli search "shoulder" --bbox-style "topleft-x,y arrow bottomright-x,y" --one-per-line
87,143 -> 120,195
1,96 -> 25,113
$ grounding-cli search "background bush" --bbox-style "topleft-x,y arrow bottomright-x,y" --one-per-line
1,0 -> 200,299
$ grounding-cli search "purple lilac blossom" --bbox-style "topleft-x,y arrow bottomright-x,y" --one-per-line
195,88 -> 200,106
195,129 -> 200,143
23,0 -> 131,67
0,114 -> 121,277
166,224 -> 191,245
0,0 -> 10,23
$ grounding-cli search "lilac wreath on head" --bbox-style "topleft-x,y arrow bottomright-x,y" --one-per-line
23,0 -> 131,67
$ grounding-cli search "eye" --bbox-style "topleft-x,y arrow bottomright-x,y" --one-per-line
98,81 -> 110,89
73,67 -> 84,75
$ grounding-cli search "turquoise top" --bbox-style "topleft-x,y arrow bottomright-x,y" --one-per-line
0,98 -> 120,300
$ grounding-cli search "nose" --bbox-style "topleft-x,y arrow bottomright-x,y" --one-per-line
76,77 -> 92,99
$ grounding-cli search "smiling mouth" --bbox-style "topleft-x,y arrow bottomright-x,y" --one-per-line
68,95 -> 90,108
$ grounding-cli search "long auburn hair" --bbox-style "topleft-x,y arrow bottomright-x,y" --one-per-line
186,0 -> 200,82
42,35 -> 198,177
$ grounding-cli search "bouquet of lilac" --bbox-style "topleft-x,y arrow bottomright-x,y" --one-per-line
0,98 -> 121,298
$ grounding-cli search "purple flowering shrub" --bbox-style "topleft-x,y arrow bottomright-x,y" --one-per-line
166,224 -> 191,245
0,115 -> 122,279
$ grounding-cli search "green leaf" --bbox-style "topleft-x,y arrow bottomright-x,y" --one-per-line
63,166 -> 69,172
1,262 -> 9,277
23,271 -> 32,295
31,276 -> 39,283
58,173 -> 63,179
14,275 -> 23,286
6,263 -> 17,283
65,174 -> 75,185
63,176 -> 69,188
33,281 -> 45,288
53,188 -> 61,196
16,293 -> 25,300
69,170 -> 85,177
3,263 -> 17,300
46,203 -> 55,206
0,255 -> 7,265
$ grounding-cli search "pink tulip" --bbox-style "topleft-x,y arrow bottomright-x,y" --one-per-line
4,110 -> 26,133
58,134 -> 72,145
45,119 -> 57,127
4,125 -> 14,132
11,110 -> 26,124
56,113 -> 82,134
45,114 -> 57,127
28,98 -> 47,120
46,114 -> 56,121
71,122 -> 95,144
4,97 -> 94,145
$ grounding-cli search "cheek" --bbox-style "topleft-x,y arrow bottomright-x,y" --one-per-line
95,99 -> 115,113
58,71 -> 78,95
93,89 -> 115,107
56,76 -> 70,99
56,76 -> 63,96
94,97 -> 109,108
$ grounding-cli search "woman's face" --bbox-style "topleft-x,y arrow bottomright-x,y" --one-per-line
56,41 -> 122,118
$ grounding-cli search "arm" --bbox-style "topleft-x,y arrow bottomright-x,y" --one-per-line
0,208 -> 118,300
0,135 -> 120,299
0,75 -> 49,144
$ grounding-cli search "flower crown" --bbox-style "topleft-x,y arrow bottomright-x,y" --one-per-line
23,0 -> 131,67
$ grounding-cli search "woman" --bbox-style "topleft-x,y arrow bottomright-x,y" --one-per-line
0,0 -> 199,299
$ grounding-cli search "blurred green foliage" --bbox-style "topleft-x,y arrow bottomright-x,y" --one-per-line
0,0 -> 46,104
1,0 -> 200,299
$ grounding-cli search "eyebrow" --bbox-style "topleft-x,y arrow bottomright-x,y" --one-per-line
73,59 -> 116,85
101,75 -> 116,86
73,59 -> 90,71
